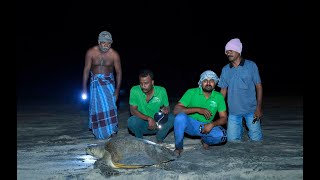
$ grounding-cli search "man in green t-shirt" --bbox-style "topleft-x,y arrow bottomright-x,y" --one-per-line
173,70 -> 228,157
128,69 -> 174,143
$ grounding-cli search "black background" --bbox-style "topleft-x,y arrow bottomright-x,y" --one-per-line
16,0 -> 303,103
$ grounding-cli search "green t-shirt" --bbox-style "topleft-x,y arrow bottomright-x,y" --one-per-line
129,85 -> 169,118
179,88 -> 226,123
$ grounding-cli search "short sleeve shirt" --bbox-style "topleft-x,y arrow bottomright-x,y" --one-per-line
179,88 -> 226,123
129,85 -> 169,117
218,59 -> 261,115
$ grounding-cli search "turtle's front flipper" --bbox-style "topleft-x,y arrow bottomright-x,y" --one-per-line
100,166 -> 120,177
94,159 -> 120,177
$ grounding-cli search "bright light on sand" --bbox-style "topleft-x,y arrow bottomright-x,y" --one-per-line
78,154 -> 96,165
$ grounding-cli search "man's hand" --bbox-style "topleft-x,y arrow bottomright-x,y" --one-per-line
147,117 -> 157,130
254,108 -> 263,119
198,108 -> 212,120
113,91 -> 119,101
200,123 -> 214,134
161,106 -> 170,114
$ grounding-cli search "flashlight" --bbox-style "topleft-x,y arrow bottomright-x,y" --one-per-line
154,106 -> 168,129
155,111 -> 164,129
252,117 -> 260,124
81,93 -> 87,100
199,124 -> 204,133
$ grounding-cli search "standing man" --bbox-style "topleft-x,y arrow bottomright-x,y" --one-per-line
82,30 -> 122,139
173,70 -> 228,157
127,69 -> 174,144
218,38 -> 263,142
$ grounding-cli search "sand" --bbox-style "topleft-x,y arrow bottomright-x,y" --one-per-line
17,96 -> 303,180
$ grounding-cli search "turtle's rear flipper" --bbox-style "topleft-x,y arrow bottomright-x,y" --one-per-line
113,162 -> 145,169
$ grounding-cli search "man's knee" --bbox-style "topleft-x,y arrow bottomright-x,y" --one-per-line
174,113 -> 188,124
249,131 -> 263,141
166,113 -> 175,126
127,116 -> 139,131
247,123 -> 263,141
227,131 -> 242,142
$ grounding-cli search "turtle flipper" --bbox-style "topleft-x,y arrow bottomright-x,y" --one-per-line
100,166 -> 120,177
94,159 -> 120,177
113,162 -> 145,169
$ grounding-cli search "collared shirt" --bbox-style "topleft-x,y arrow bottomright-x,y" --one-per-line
218,59 -> 261,115
179,88 -> 226,123
129,85 -> 169,117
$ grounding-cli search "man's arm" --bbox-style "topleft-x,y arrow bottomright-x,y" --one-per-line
161,89 -> 170,114
82,49 -> 92,94
130,105 -> 156,129
201,110 -> 227,134
130,105 -> 150,121
113,50 -> 122,101
174,102 -> 192,115
173,102 -> 212,120
220,88 -> 227,98
210,111 -> 227,127
255,83 -> 263,118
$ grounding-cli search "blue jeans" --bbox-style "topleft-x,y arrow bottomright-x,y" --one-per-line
127,113 -> 175,142
174,113 -> 227,150
227,113 -> 263,142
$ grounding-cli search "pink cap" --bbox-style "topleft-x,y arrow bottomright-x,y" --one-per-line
225,38 -> 242,54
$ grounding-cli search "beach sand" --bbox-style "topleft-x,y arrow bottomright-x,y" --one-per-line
17,95 -> 303,180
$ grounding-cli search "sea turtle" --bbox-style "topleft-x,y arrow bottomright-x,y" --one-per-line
85,135 -> 176,176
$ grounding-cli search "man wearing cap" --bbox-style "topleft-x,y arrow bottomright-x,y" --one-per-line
218,38 -> 263,142
82,30 -> 122,139
127,69 -> 175,143
173,70 -> 228,157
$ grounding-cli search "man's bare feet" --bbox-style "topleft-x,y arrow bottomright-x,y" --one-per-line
174,149 -> 183,157
110,133 -> 117,138
201,139 -> 209,150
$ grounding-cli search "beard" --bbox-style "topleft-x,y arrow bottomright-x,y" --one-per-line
141,87 -> 152,93
227,55 -> 235,62
99,46 -> 110,52
202,85 -> 214,93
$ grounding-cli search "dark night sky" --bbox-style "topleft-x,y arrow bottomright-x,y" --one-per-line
16,0 -> 303,103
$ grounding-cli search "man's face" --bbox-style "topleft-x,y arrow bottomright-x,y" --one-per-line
201,79 -> 215,93
225,50 -> 240,62
139,75 -> 154,94
99,41 -> 111,52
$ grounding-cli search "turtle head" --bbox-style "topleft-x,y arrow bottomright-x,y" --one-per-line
85,144 -> 106,159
